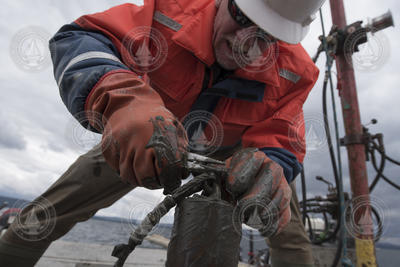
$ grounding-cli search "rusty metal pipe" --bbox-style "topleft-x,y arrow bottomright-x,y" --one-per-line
329,1 -> 378,266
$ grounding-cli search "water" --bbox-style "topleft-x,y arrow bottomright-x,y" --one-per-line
61,217 -> 399,266
60,217 -> 267,262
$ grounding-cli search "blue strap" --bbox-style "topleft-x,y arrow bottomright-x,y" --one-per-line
207,78 -> 265,102
188,70 -> 266,141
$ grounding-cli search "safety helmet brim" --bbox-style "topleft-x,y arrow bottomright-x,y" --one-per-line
235,0 -> 313,44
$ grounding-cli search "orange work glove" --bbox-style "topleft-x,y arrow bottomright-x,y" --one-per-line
85,71 -> 188,194
225,148 -> 292,237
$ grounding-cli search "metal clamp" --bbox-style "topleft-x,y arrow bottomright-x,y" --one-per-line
339,134 -> 367,146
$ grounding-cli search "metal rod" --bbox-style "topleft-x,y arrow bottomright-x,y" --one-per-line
328,1 -> 378,266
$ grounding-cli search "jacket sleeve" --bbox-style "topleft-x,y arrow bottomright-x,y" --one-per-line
243,63 -> 319,178
49,3 -> 155,130
49,22 -> 130,130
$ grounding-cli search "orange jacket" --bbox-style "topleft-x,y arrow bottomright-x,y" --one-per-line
55,0 -> 319,164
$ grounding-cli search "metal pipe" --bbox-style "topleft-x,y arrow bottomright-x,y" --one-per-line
329,1 -> 378,266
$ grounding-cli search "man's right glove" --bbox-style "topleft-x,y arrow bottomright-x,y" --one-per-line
85,71 -> 188,194
225,148 -> 292,237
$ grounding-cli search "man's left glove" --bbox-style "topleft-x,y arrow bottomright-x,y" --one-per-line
85,71 -> 188,194
225,148 -> 292,237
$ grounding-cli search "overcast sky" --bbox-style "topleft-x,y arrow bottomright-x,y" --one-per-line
0,0 -> 399,245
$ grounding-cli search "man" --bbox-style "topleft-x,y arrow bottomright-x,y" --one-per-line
0,0 -> 324,266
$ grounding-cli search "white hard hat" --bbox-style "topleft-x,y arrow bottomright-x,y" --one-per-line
235,0 -> 326,44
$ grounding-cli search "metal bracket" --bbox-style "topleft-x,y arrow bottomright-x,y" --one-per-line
340,134 -> 368,146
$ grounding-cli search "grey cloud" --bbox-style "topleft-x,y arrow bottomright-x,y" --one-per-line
0,114 -> 27,150
45,141 -> 66,153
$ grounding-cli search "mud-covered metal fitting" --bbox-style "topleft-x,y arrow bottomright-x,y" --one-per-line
166,196 -> 241,267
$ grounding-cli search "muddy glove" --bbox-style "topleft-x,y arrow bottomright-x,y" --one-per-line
85,71 -> 188,194
225,148 -> 292,237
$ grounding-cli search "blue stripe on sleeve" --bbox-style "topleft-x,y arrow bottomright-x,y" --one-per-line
49,23 -> 129,130
260,147 -> 303,184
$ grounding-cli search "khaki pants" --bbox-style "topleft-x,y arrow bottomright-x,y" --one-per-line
0,144 -> 313,266
267,182 -> 315,266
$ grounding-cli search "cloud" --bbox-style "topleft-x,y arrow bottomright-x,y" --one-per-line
0,112 -> 27,150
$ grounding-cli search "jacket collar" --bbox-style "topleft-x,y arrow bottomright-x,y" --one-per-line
171,0 -> 280,87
